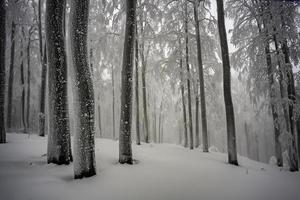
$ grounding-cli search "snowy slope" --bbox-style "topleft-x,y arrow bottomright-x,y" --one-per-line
0,133 -> 300,200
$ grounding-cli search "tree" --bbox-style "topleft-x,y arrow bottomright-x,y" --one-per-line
6,20 -> 16,130
119,0 -> 137,164
46,0 -> 72,165
70,0 -> 96,178
20,27 -> 27,133
193,0 -> 208,151
38,0 -> 47,137
0,0 -> 6,143
135,22 -> 141,145
216,0 -> 238,165
185,1 -> 193,150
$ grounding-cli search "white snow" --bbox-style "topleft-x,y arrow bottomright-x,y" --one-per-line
1,133 -> 300,200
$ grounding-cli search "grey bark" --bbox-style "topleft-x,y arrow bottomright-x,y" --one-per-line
112,64 -> 116,140
185,2 -> 193,150
70,0 -> 96,178
38,0 -> 47,137
141,50 -> 149,143
216,0 -> 238,165
26,33 -> 31,131
135,23 -> 141,145
244,122 -> 250,158
0,0 -> 6,143
7,21 -> 16,129
46,0 -> 72,165
179,46 -> 188,148
119,0 -> 137,164
193,1 -> 208,152
20,29 -> 27,133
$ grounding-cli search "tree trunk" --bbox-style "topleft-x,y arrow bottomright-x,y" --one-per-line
20,30 -> 27,133
39,44 -> 47,136
141,52 -> 149,143
7,20 -> 16,129
193,2 -> 208,152
216,0 -> 238,165
135,23 -> 141,145
158,100 -> 163,143
119,0 -> 137,164
179,44 -> 188,148
38,0 -> 47,137
185,2 -> 193,150
153,95 -> 157,143
283,41 -> 299,171
244,122 -> 251,158
112,64 -> 116,140
46,0 -> 72,165
70,0 -> 96,178
98,96 -> 102,137
26,36 -> 31,131
0,0 -> 6,143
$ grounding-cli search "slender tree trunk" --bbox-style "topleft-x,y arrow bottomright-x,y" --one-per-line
98,96 -> 102,137
283,41 -> 299,171
26,36 -> 31,131
20,31 -> 27,133
70,0 -> 96,178
216,0 -> 238,165
7,21 -> 16,129
179,46 -> 188,148
185,2 -> 193,150
158,100 -> 163,143
0,0 -> 6,143
135,24 -> 141,145
38,0 -> 47,137
153,95 -> 157,143
39,44 -> 47,136
141,53 -> 149,143
195,79 -> 199,148
244,122 -> 251,158
193,2 -> 208,152
112,65 -> 116,140
46,0 -> 71,165
119,0 -> 137,164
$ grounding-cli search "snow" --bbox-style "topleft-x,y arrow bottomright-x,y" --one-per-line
1,133 -> 300,200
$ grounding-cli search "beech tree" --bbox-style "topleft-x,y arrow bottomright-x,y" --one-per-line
70,0 -> 97,178
46,0 -> 72,165
119,0 -> 137,164
216,0 -> 238,165
0,0 -> 6,143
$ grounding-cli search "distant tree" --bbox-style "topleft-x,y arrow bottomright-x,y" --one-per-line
6,20 -> 16,130
119,0 -> 137,164
0,0 -> 6,143
46,0 -> 72,165
216,0 -> 238,165
70,0 -> 96,178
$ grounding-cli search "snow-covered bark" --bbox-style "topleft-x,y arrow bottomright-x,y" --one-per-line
6,21 -> 16,130
46,0 -> 72,165
70,0 -> 96,178
216,0 -> 238,165
193,1 -> 208,152
119,0 -> 137,164
135,23 -> 141,145
0,0 -> 6,143
185,2 -> 193,150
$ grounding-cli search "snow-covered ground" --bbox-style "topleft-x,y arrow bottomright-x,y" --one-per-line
0,133 -> 300,200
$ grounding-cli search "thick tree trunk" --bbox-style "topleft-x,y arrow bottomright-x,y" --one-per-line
0,0 -> 6,143
179,46 -> 188,148
193,2 -> 208,152
70,0 -> 96,178
46,0 -> 72,165
135,23 -> 141,145
7,21 -> 16,129
216,0 -> 238,165
38,0 -> 47,137
119,0 -> 137,164
185,2 -> 193,150
112,65 -> 116,140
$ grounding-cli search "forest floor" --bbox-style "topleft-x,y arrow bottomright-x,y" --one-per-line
0,133 -> 300,200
